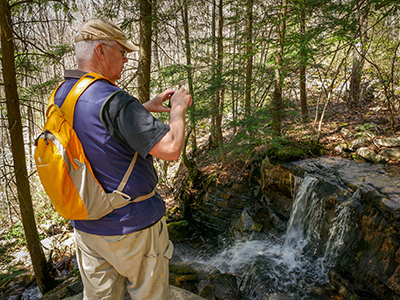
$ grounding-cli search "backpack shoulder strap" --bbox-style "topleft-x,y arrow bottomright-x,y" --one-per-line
46,80 -> 66,117
60,72 -> 115,126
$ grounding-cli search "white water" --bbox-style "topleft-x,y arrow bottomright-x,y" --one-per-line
180,175 -> 353,299
323,192 -> 354,267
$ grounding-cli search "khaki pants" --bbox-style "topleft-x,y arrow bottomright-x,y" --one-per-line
74,218 -> 173,300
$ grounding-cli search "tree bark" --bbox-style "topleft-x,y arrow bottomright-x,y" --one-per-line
138,0 -> 153,104
272,0 -> 287,136
215,0 -> 224,146
209,0 -> 217,147
181,0 -> 197,152
209,0 -> 224,150
245,0 -> 253,116
181,0 -> 199,179
0,0 -> 54,293
299,2 -> 308,120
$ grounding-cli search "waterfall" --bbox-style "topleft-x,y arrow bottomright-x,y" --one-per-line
323,204 -> 351,267
283,176 -> 323,253
178,174 -> 355,299
322,190 -> 357,267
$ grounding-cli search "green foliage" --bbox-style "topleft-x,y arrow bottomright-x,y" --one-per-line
0,241 -> 28,288
158,64 -> 189,88
228,107 -> 274,152
355,123 -> 376,138
4,223 -> 27,245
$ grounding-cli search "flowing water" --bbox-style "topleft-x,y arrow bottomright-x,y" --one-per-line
177,175 -> 353,299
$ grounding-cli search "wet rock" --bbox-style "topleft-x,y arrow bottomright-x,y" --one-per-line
288,158 -> 400,299
356,147 -> 388,163
169,257 -> 237,299
189,181 -> 251,234
198,273 -> 238,300
232,204 -> 275,236
198,284 -> 216,300
261,157 -> 295,222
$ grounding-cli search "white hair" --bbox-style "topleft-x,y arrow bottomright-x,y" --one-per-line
75,39 -> 115,64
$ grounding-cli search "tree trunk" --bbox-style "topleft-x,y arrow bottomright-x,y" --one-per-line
209,0 -> 217,148
272,0 -> 287,136
181,0 -> 199,179
245,0 -> 253,116
0,0 -> 55,293
138,0 -> 153,104
348,2 -> 368,108
215,0 -> 224,147
181,0 -> 197,152
299,3 -> 308,120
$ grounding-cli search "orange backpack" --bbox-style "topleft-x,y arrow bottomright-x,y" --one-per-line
34,73 -> 154,220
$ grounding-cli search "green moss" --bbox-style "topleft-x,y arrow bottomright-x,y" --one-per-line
251,223 -> 263,232
167,220 -> 191,241
266,138 -> 324,161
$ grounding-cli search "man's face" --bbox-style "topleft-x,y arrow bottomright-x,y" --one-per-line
102,42 -> 128,82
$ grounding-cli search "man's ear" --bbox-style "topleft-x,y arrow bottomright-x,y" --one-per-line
94,43 -> 106,61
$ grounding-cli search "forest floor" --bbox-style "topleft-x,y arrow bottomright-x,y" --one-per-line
1,97 -> 399,299
173,98 -> 400,189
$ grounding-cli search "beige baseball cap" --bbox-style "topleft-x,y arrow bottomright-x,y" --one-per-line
75,18 -> 139,52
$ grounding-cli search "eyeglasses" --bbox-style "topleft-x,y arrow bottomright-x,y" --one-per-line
101,43 -> 128,58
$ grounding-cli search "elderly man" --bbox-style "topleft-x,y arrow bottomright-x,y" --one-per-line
55,19 -> 192,299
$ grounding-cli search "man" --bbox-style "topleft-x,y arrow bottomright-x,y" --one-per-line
55,19 -> 192,299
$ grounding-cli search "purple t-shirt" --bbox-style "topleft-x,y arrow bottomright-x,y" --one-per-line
55,70 -> 170,236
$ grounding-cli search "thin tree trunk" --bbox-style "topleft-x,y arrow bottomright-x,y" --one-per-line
272,0 -> 287,136
181,0 -> 199,180
181,0 -> 197,152
245,0 -> 253,116
138,0 -> 153,104
232,5 -> 238,134
299,2 -> 308,120
348,2 -> 368,108
0,0 -> 54,293
209,0 -> 217,147
215,0 -> 224,146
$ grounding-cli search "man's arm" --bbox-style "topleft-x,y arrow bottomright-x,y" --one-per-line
149,88 -> 192,161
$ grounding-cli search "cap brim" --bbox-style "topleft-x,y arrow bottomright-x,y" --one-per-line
118,40 -> 139,52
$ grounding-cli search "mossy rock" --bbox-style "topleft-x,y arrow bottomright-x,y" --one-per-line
167,220 -> 191,242
169,263 -> 200,293
266,139 -> 324,161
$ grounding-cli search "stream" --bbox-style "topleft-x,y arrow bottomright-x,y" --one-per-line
176,176 -> 341,299
174,158 -> 400,300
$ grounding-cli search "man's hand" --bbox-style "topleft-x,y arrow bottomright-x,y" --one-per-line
149,87 -> 193,161
143,89 -> 175,113
169,87 -> 192,111
143,88 -> 192,113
